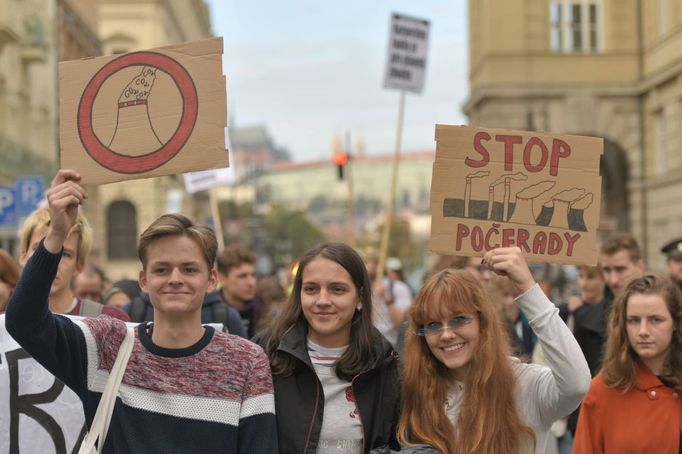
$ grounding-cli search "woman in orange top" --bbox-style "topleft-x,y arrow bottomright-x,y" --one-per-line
574,274 -> 682,453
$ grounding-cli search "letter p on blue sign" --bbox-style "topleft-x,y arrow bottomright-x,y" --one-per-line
16,176 -> 45,216
0,185 -> 17,228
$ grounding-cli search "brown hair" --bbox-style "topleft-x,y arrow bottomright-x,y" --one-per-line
20,207 -> 92,266
216,245 -> 256,275
262,242 -> 376,381
600,232 -> 642,262
137,213 -> 217,270
0,250 -> 19,313
602,274 -> 682,392
576,264 -> 603,278
257,275 -> 287,331
398,270 -> 534,453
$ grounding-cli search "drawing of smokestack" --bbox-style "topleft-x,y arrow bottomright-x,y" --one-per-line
488,172 -> 527,221
108,66 -> 162,156
464,170 -> 489,218
509,181 -> 555,225
547,188 -> 585,229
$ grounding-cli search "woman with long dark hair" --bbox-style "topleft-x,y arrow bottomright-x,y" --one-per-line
398,247 -> 590,453
574,274 -> 682,453
257,242 -> 399,453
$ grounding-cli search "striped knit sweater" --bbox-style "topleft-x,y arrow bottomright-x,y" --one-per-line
6,241 -> 278,453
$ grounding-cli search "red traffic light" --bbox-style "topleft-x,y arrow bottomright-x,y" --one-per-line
334,151 -> 349,166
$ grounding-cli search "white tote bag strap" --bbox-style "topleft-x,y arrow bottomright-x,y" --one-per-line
79,326 -> 135,454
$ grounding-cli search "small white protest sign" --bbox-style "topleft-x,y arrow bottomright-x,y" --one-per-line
383,13 -> 430,94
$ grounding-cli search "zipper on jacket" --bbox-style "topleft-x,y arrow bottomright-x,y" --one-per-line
303,379 -> 321,453
351,373 -> 366,454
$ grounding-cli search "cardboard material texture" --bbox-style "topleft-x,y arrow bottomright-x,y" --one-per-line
60,37 -> 228,185
430,124 -> 603,265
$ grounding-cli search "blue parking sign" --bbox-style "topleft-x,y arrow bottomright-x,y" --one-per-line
0,185 -> 17,227
16,176 -> 45,216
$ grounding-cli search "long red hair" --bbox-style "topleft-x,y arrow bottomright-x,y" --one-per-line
397,270 -> 534,453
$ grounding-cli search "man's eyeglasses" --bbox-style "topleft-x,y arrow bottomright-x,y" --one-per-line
416,315 -> 476,336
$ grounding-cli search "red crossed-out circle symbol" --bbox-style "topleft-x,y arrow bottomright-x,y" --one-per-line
77,51 -> 198,173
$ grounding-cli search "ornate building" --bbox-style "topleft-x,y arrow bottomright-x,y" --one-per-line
465,0 -> 682,270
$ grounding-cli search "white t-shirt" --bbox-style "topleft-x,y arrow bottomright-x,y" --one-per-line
308,339 -> 362,454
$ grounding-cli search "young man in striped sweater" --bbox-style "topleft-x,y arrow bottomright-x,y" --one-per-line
6,169 -> 278,453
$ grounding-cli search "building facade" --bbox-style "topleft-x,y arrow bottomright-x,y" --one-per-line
89,0 -> 214,279
465,0 -> 682,270
0,0 -> 100,253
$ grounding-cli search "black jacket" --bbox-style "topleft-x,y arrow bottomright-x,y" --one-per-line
256,320 -> 400,454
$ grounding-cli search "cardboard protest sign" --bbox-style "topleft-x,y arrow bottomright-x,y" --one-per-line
430,125 -> 603,265
60,37 -> 228,185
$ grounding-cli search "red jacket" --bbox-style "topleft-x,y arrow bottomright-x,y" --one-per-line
574,363 -> 681,453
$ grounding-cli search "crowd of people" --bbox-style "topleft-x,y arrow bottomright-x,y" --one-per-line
0,169 -> 680,453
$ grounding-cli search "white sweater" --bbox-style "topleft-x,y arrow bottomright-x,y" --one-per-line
445,284 -> 591,453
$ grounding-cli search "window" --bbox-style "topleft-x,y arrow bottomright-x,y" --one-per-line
107,201 -> 137,259
550,1 -> 601,53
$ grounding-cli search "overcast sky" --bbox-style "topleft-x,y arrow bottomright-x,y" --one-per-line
206,1 -> 469,162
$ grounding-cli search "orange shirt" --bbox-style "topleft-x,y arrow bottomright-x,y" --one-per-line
574,363 -> 681,454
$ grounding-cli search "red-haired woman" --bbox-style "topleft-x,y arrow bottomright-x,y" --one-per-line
398,247 -> 591,453
574,274 -> 682,453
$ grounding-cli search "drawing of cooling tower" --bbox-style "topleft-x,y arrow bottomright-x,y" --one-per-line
547,188 -> 585,229
108,66 -> 162,155
508,181 -> 555,225
487,172 -> 527,221
568,193 -> 594,231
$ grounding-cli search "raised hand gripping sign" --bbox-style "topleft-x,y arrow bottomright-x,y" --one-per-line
430,125 -> 603,265
60,38 -> 228,185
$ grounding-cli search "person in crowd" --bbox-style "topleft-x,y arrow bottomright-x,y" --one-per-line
366,254 -> 412,348
0,249 -> 19,313
257,242 -> 400,453
256,275 -> 287,332
398,247 -> 590,453
215,245 -> 262,337
102,278 -> 140,308
562,264 -> 607,376
6,169 -> 278,452
19,207 -> 128,321
549,263 -> 607,447
660,237 -> 682,291
573,274 -> 682,453
72,263 -> 106,303
600,232 -> 645,298
490,274 -> 535,360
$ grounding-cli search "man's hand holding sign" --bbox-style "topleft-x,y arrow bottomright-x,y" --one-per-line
430,125 -> 603,265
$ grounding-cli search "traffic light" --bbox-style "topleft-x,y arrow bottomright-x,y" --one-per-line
334,151 -> 349,180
